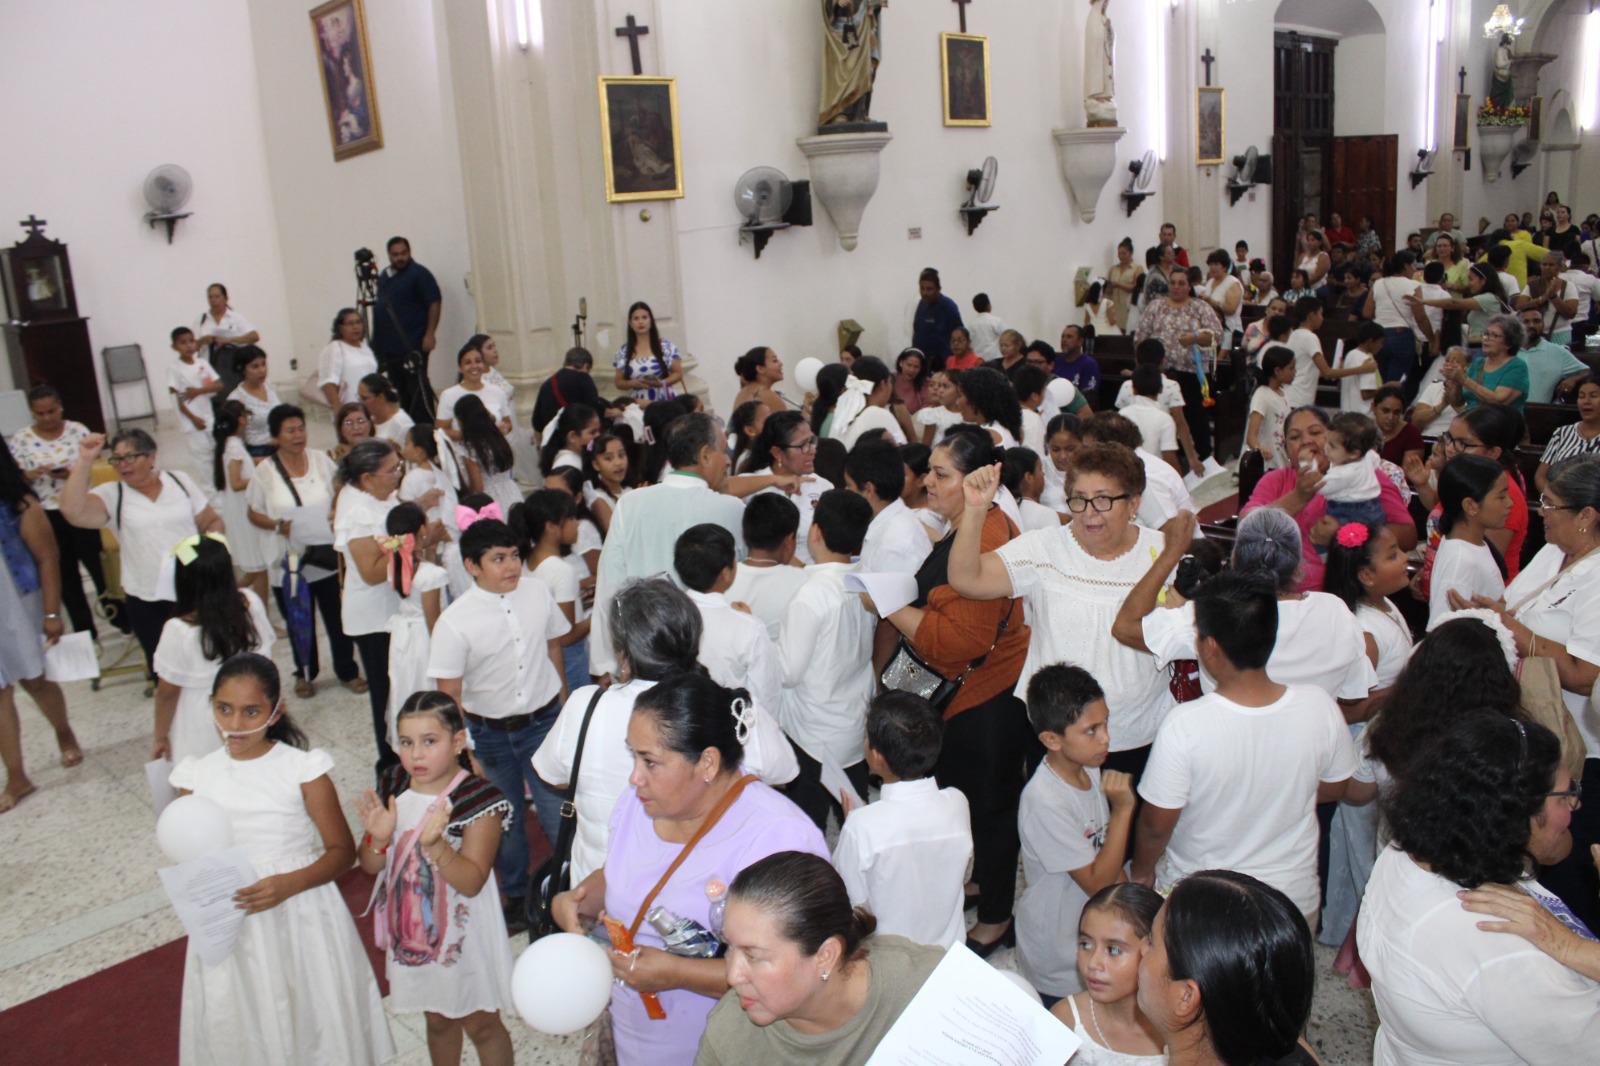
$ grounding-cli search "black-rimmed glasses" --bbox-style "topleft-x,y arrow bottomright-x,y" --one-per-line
1066,493 -> 1131,513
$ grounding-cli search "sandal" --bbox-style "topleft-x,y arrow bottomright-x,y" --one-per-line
295,678 -> 316,699
343,677 -> 369,695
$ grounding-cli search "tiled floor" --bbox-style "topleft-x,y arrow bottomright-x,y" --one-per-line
0,418 -> 1379,1063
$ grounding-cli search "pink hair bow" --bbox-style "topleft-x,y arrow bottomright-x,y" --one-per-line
379,533 -> 416,596
454,501 -> 503,531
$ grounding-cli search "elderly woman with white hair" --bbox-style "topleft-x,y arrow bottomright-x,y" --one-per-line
1113,506 -> 1376,703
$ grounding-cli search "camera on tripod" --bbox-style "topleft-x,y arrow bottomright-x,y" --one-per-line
353,247 -> 379,284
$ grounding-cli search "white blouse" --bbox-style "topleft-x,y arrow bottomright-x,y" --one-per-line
1506,544 -> 1600,753
334,485 -> 399,636
317,340 -> 379,407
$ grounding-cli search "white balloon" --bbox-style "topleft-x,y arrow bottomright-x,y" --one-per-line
155,794 -> 233,864
999,968 -> 1042,1004
793,356 -> 824,396
512,933 -> 615,1035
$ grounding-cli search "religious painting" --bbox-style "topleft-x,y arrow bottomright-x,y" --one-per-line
310,0 -> 383,161
1454,93 -> 1473,150
941,33 -> 991,127
1196,87 -> 1225,166
598,77 -> 685,202
1529,96 -> 1544,141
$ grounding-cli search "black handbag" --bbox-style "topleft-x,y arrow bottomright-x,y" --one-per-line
527,686 -> 606,939
271,453 -> 340,571
879,601 -> 1014,712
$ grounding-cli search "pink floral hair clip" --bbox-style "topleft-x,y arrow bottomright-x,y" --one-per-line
1335,523 -> 1370,549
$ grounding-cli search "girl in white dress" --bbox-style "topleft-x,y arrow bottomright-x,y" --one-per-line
1427,454 -> 1511,631
152,535 -> 275,764
454,394 -> 522,516
210,401 -> 272,606
399,425 -> 465,599
356,691 -> 516,1066
380,503 -> 449,749
1048,884 -> 1165,1065
170,653 -> 394,1066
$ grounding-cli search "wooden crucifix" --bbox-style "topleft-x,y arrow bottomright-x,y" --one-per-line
1201,48 -> 1216,87
1458,66 -> 1467,93
615,14 -> 650,76
18,214 -> 47,237
953,0 -> 971,33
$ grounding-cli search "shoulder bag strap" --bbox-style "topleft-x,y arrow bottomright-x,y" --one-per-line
627,773 -> 758,941
271,452 -> 304,508
551,687 -> 607,849
952,509 -> 1020,681
1506,545 -> 1600,617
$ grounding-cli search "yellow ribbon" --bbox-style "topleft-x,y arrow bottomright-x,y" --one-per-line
173,532 -> 229,566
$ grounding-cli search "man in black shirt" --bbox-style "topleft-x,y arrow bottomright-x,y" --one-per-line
532,347 -> 609,436
372,235 -> 442,422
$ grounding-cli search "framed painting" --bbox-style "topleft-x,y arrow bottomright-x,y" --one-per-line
310,0 -> 383,161
1196,87 -> 1225,165
1453,93 -> 1472,149
941,33 -> 991,127
598,77 -> 685,202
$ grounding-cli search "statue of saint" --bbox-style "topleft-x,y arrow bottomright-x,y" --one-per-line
819,0 -> 887,128
1489,34 -> 1515,109
1084,0 -> 1117,127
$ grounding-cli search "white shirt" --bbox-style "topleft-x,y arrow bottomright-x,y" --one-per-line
1359,847 -> 1600,1065
996,524 -> 1174,750
1120,397 -> 1178,458
532,678 -> 798,883
1039,379 -> 1079,423
1284,328 -> 1323,409
332,485 -> 399,635
532,553 -> 587,622
89,471 -> 207,600
1321,451 -> 1382,503
1018,498 -> 1060,533
1369,276 -> 1415,330
751,475 -> 832,566
436,382 -> 511,426
687,589 -> 783,715
1426,538 -> 1505,632
834,778 -> 972,948
858,498 -> 934,575
591,473 -> 747,675
230,384 -> 281,448
316,340 -> 378,407
1413,380 -> 1458,438
1249,386 -> 1291,469
1015,762 -> 1110,997
1136,450 -> 1195,532
427,578 -> 570,718
1506,543 -> 1600,752
372,409 -> 414,448
1020,408 -> 1046,457
1498,270 -> 1522,300
1561,268 -> 1599,322
983,422 -> 1018,448
1199,274 -> 1244,333
1413,283 -> 1448,343
725,561 -> 810,642
1139,685 -> 1358,915
913,405 -> 965,442
1336,347 -> 1380,413
195,308 -> 255,345
247,449 -> 339,580
777,561 -> 876,767
1114,375 -> 1183,412
1142,593 -> 1376,700
835,405 -> 907,450
966,311 -> 1006,360
1357,599 -> 1413,689
167,358 -> 219,434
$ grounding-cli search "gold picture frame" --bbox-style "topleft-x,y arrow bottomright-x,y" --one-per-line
941,33 -> 991,127
1196,87 -> 1225,165
598,77 -> 685,203
310,0 -> 383,162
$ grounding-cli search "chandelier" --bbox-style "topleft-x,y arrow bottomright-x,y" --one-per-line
1483,4 -> 1526,38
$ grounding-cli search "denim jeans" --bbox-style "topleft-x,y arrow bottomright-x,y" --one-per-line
1377,327 -> 1417,387
467,697 -> 563,900
561,639 -> 591,694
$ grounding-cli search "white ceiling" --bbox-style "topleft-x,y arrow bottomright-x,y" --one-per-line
1273,0 -> 1385,38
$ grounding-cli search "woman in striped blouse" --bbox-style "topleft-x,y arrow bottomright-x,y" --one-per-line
1536,373 -> 1600,494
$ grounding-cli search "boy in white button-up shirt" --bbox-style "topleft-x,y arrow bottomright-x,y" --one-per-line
845,439 -> 935,576
777,489 -> 876,830
833,692 -> 973,947
674,524 -> 783,715
427,517 -> 570,926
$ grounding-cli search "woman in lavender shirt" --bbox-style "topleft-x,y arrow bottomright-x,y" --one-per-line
552,672 -> 827,1066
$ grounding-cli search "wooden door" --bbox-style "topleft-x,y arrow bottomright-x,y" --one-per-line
1272,32 -> 1337,280
1332,136 -> 1398,254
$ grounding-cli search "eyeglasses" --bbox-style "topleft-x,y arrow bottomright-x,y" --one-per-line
108,452 -> 149,465
1545,783 -> 1583,810
784,437 -> 818,453
1066,493 -> 1131,513
342,417 -> 371,428
1538,495 -> 1581,514
1438,433 -> 1487,453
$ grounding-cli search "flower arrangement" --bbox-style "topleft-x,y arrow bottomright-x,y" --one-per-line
1478,100 -> 1530,126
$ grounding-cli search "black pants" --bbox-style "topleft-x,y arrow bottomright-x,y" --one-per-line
272,576 -> 358,684
352,630 -> 398,777
1168,369 -> 1213,463
1103,743 -> 1153,859
45,508 -> 109,639
784,739 -> 870,834
377,350 -> 436,426
1539,756 -> 1600,935
935,691 -> 1041,925
123,596 -> 173,677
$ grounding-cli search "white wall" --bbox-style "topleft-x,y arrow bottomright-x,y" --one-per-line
0,0 -> 293,429
244,0 -> 474,399
1333,34 -> 1387,137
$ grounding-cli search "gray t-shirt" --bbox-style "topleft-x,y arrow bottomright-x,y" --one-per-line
694,936 -> 942,1066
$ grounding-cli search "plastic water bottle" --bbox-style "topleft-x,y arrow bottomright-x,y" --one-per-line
705,878 -> 729,941
645,907 -> 721,958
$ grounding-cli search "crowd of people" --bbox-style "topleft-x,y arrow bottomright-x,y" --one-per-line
4,211 -> 1600,1065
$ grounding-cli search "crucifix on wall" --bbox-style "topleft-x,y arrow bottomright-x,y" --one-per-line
1201,48 -> 1216,86
615,14 -> 650,75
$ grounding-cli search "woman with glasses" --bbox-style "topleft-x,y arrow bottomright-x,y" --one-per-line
744,411 -> 830,564
58,429 -> 222,674
1359,714 -> 1600,1063
1407,263 -> 1515,356
317,307 -> 379,409
1460,455 -> 1600,936
329,401 -> 373,464
1442,313 -> 1530,414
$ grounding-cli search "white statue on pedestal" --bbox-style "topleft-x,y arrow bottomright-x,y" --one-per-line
1084,0 -> 1117,127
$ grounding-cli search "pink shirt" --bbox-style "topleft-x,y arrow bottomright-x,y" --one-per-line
1242,466 -> 1411,592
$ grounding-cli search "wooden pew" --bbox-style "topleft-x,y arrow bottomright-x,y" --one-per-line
1523,403 -> 1579,448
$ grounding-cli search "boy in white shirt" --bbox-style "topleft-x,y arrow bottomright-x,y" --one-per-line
1013,365 -> 1050,456
166,326 -> 222,476
724,494 -> 809,642
967,292 -> 1006,360
845,439 -> 933,576
777,489 -> 876,830
674,523 -> 783,715
1120,366 -> 1180,470
427,516 -> 571,927
1132,573 -> 1357,924
833,692 -> 973,948
1335,322 -> 1383,412
1015,665 -> 1134,1002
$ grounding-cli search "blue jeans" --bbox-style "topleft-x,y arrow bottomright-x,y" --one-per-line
467,697 -> 563,899
1377,327 -> 1416,385
561,639 -> 591,694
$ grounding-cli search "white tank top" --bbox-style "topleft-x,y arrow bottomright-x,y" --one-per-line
1063,996 -> 1167,1066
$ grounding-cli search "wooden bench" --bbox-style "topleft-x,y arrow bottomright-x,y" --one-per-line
1524,403 -> 1579,448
